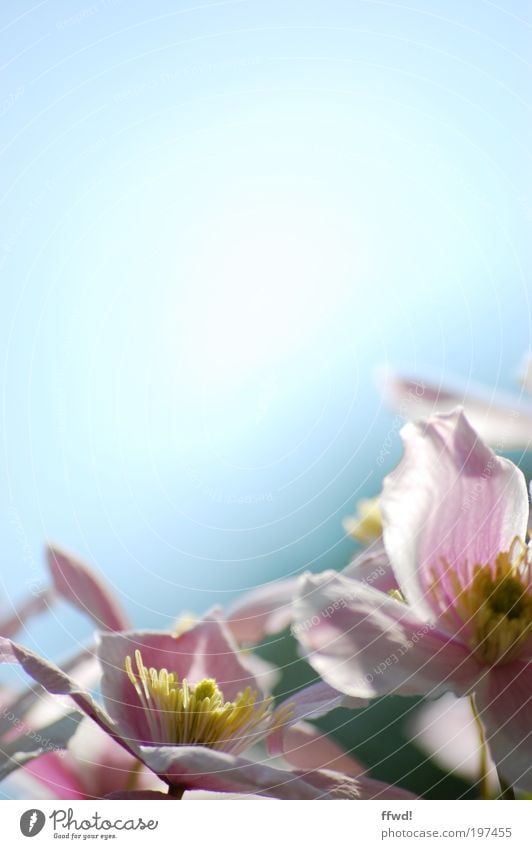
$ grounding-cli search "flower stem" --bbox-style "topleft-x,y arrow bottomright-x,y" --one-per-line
497,771 -> 515,800
469,694 -> 491,800
167,784 -> 185,800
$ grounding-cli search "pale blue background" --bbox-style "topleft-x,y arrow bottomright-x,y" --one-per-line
1,0 -> 531,663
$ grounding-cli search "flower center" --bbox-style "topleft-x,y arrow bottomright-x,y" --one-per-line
125,650 -> 291,752
431,539 -> 532,665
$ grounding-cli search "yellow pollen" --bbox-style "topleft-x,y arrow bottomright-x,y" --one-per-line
430,538 -> 532,665
343,496 -> 382,544
124,650 -> 293,753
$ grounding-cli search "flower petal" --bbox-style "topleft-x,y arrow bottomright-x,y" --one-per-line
0,590 -> 53,639
138,745 -> 360,799
98,618 -> 260,744
409,693 -> 498,790
475,660 -> 532,791
380,370 -> 532,450
225,579 -> 297,645
382,409 -> 528,621
343,540 -> 397,593
47,544 -> 129,632
0,637 -> 137,761
273,720 -> 364,776
356,777 -> 418,800
294,571 -> 482,698
268,680 -> 365,757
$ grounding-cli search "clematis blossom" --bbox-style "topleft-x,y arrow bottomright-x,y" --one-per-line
0,617 -> 367,799
294,409 -> 532,790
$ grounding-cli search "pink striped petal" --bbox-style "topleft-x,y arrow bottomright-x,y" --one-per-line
47,545 -> 129,632
382,409 -> 528,621
294,571 -> 482,699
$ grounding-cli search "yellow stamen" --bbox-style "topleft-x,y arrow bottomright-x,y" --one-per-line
124,650 -> 293,753
429,537 -> 532,665
343,496 -> 382,544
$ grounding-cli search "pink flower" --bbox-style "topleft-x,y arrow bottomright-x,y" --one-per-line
13,718 -> 165,800
0,617 -> 365,799
0,648 -> 96,782
294,409 -> 532,790
1,544 -> 129,640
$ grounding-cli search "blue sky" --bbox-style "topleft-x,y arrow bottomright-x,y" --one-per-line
1,0 -> 531,657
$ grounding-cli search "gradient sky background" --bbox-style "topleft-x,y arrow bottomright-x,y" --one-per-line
1,0 -> 532,664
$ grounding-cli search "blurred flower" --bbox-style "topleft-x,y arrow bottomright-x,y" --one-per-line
380,356 -> 532,451
409,693 -> 498,794
294,409 -> 532,791
12,717 -> 164,800
1,544 -> 129,640
343,496 -> 382,544
0,648 -> 96,782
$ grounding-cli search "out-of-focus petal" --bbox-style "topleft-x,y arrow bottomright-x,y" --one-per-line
380,369 -> 532,451
138,745 -> 360,799
225,579 -> 297,645
47,545 -> 129,632
268,680 -> 365,756
275,721 -> 364,776
343,540 -> 398,594
0,590 -> 53,639
105,790 -> 172,799
19,751 -> 86,800
343,497 -> 382,544
294,571 -> 482,699
0,713 -> 82,781
476,660 -> 532,792
382,409 -> 528,621
356,777 -> 418,799
408,693 -> 498,790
